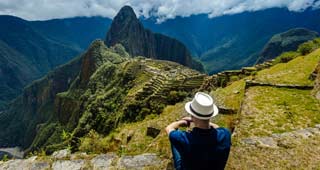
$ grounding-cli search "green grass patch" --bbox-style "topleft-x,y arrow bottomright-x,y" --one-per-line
237,86 -> 320,138
255,49 -> 320,85
211,80 -> 246,110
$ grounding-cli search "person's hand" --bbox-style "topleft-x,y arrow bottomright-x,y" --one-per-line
209,122 -> 219,129
181,117 -> 192,127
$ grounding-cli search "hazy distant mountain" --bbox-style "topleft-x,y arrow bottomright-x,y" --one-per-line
142,8 -> 320,74
0,15 -> 81,109
31,16 -> 112,50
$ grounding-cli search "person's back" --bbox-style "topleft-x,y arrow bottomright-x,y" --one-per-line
166,92 -> 231,170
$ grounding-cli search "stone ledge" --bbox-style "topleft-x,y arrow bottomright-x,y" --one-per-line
245,80 -> 314,90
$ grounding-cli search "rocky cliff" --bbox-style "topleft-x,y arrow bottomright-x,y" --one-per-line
256,28 -> 318,63
105,6 -> 204,72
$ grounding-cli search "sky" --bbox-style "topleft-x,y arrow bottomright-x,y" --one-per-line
0,0 -> 319,22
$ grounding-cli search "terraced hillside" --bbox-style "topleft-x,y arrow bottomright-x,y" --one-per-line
1,41 -> 319,170
6,40 -> 206,153
67,44 -> 320,169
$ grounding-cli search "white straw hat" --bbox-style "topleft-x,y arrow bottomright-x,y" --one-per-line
185,92 -> 219,120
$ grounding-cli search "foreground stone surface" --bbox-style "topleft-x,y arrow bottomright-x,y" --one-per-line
241,124 -> 320,148
0,152 -> 166,170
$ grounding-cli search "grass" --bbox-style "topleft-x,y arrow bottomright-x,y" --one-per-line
255,48 -> 320,85
236,86 -> 320,138
78,98 -> 237,159
211,80 -> 246,110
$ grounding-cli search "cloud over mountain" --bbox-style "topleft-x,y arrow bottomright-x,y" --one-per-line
0,0 -> 319,21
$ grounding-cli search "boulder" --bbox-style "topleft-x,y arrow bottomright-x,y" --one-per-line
146,127 -> 161,138
30,161 -> 50,170
90,153 -> 118,170
52,160 -> 86,170
52,149 -> 71,159
117,153 -> 161,169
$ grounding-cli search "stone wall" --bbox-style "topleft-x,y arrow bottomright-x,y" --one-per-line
200,60 -> 275,91
0,151 -> 170,170
313,62 -> 320,99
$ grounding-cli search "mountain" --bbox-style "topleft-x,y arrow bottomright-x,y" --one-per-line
105,6 -> 204,72
256,28 -> 319,63
30,17 -> 112,50
0,15 -> 81,110
1,38 -> 319,169
0,39 -> 205,152
142,8 -> 320,74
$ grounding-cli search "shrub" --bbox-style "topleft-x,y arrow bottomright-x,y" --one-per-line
1,154 -> 8,162
273,51 -> 300,64
298,42 -> 314,55
167,91 -> 188,104
230,75 -> 240,82
79,130 -> 120,154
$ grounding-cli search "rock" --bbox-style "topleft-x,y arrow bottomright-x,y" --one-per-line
0,159 -> 30,170
305,128 -> 320,135
27,156 -> 37,161
52,149 -> 71,159
126,130 -> 135,143
146,127 -> 161,138
218,106 -> 237,114
315,124 -> 320,129
118,153 -> 161,169
233,90 -> 240,94
257,137 -> 278,148
316,92 -> 320,100
295,129 -> 313,138
91,153 -> 118,170
30,161 -> 50,170
241,138 -> 257,145
52,160 -> 86,170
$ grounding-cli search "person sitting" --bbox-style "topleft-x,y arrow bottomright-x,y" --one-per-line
166,92 -> 231,170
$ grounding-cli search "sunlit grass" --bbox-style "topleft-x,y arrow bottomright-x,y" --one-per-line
211,80 -> 246,110
255,49 -> 320,85
236,86 -> 320,138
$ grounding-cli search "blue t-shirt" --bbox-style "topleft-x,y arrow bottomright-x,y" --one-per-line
169,127 -> 231,170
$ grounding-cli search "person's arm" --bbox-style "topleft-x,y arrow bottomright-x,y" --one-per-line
209,122 -> 219,129
165,117 -> 192,134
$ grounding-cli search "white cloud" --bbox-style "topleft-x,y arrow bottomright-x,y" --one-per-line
0,0 -> 319,21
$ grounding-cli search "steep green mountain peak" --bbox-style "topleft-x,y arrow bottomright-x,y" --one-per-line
105,6 -> 204,72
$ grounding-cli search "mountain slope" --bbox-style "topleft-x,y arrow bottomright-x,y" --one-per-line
256,28 -> 319,63
75,41 -> 320,169
0,15 -> 82,109
0,40 -> 39,110
105,6 -> 204,72
0,40 -> 206,153
30,17 -> 112,50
